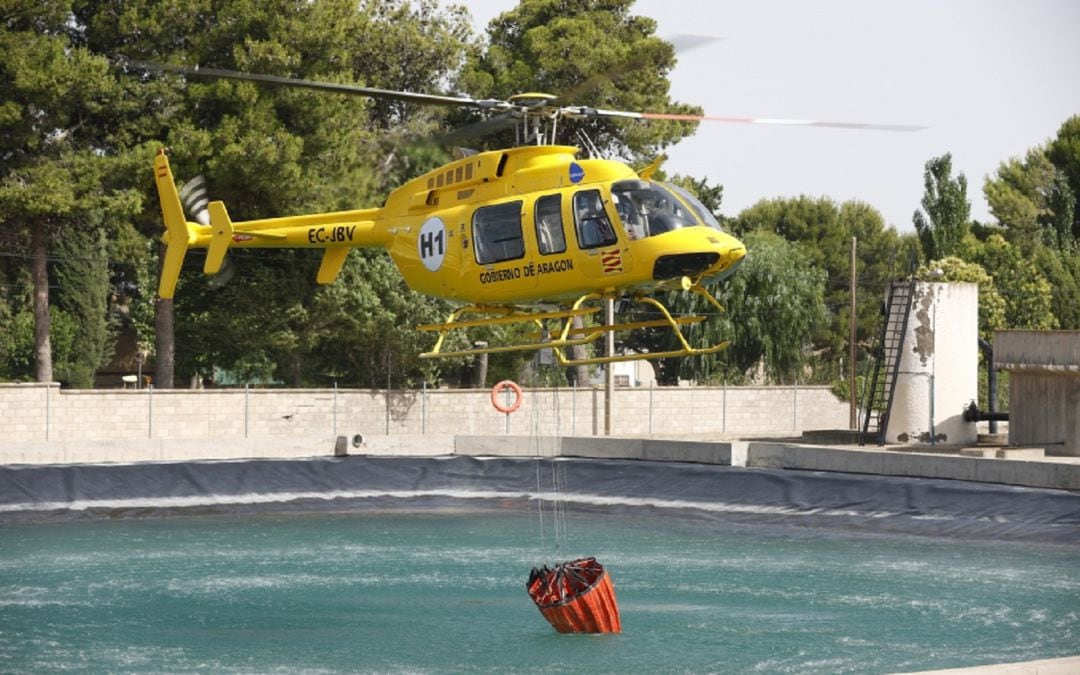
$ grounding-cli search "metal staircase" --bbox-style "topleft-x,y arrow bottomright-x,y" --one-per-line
861,280 -> 914,445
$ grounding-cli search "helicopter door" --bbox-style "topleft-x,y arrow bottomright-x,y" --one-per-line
571,189 -> 633,280
470,200 -> 537,292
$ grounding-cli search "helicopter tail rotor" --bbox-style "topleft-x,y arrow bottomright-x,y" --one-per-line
178,175 -> 211,226
175,174 -> 234,277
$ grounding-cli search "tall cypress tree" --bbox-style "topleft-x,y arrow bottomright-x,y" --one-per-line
913,153 -> 970,261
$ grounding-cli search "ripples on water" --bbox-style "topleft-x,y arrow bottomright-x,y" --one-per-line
1,505 -> 1079,673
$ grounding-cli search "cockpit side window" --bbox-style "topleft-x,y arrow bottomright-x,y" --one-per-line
534,194 -> 566,255
573,189 -> 617,249
473,201 -> 525,264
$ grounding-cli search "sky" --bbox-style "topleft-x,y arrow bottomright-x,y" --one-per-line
456,0 -> 1080,231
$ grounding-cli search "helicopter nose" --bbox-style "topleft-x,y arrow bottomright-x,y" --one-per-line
700,241 -> 746,283
652,252 -> 721,281
727,243 -> 747,268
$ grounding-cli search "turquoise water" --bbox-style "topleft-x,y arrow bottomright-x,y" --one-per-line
2,505 -> 1079,673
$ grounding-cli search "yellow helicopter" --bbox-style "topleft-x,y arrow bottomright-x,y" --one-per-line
149,65 -> 917,366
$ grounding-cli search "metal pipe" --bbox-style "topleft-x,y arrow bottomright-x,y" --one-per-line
604,298 -> 614,436
978,338 -> 999,434
504,386 -> 511,435
849,236 -> 857,429
930,291 -> 936,446
723,380 -> 727,434
149,384 -> 154,439
929,373 -> 935,447
793,377 -> 798,432
963,401 -> 1009,422
572,382 -> 576,435
648,380 -> 653,434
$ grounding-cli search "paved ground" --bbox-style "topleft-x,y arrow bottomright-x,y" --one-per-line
907,655 -> 1080,674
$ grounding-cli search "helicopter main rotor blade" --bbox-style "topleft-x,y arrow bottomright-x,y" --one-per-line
127,60 -> 511,110
586,108 -> 927,132
434,111 -> 519,146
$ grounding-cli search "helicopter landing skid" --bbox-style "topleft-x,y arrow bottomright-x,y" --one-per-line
417,286 -> 729,366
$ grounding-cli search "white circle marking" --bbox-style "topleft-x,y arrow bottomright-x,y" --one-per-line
418,217 -> 447,272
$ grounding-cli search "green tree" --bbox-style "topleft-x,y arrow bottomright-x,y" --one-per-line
72,0 -> 473,388
711,230 -> 828,384
1047,114 -> 1080,246
984,145 -> 1075,252
0,306 -> 80,383
635,230 -> 827,385
0,6 -> 123,382
299,250 -> 454,387
969,234 -> 1056,330
52,227 -> 117,387
1032,245 -> 1080,330
730,196 -> 909,381
458,0 -> 700,161
913,153 -> 970,262
915,256 -> 1005,343
981,118 -> 1080,331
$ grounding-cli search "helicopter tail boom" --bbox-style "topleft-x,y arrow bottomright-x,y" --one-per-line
153,151 -> 387,297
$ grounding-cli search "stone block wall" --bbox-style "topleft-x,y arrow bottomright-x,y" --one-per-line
0,383 -> 849,444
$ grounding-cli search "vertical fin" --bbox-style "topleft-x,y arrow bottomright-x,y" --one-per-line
317,247 -> 349,284
154,150 -> 196,299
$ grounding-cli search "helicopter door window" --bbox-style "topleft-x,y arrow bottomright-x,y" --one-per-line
573,190 -> 617,250
473,201 -> 525,265
534,194 -> 566,255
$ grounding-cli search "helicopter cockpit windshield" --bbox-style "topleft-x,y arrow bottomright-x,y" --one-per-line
610,180 -> 722,240
663,182 -> 724,231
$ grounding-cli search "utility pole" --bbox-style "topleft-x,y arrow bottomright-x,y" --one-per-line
849,236 -> 858,430
604,297 -> 614,436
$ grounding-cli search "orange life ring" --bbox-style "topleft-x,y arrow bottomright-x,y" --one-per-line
491,380 -> 523,414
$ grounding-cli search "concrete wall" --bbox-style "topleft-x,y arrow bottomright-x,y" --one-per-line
995,330 -> 1080,454
0,382 -> 849,445
0,435 -> 455,465
887,282 -> 978,446
744,442 -> 1080,491
3,433 -> 1077,491
1007,375 -> 1074,447
455,435 -> 733,465
996,330 -> 1080,367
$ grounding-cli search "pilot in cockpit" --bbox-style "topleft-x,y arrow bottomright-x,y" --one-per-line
613,194 -> 646,240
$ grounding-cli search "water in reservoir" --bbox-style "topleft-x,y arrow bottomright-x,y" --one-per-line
2,503 -> 1078,673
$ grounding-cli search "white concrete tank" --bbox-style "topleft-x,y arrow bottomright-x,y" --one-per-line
886,282 -> 978,446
